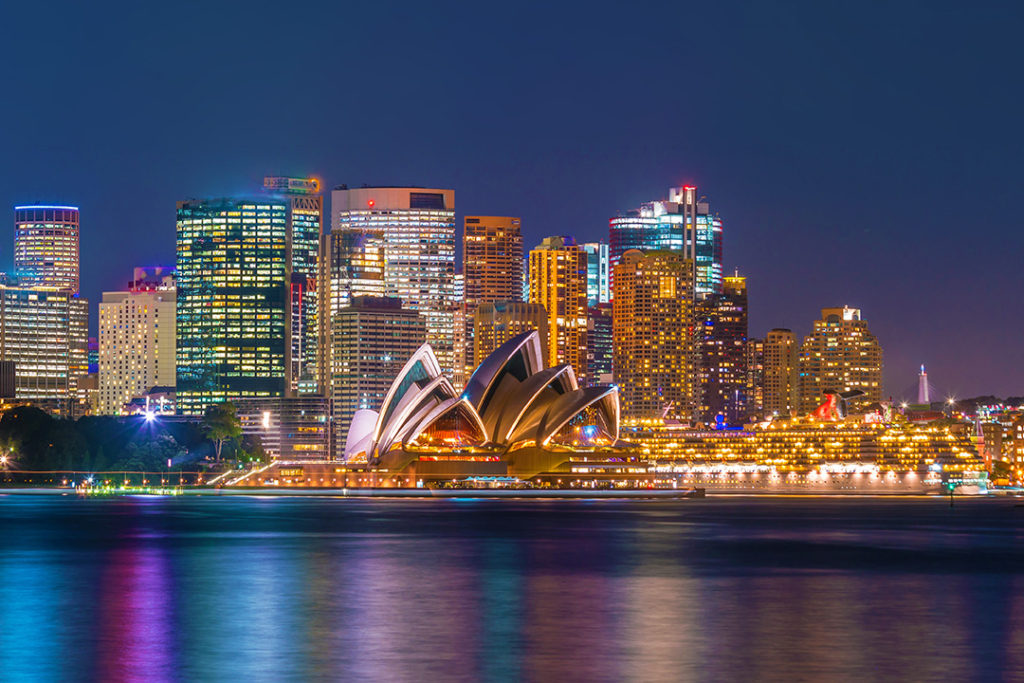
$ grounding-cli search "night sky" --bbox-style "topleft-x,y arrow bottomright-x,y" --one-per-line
1,1 -> 1021,398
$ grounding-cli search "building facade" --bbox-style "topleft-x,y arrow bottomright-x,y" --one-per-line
763,328 -> 799,417
695,275 -> 748,425
799,308 -> 883,413
331,186 -> 456,374
528,236 -> 589,381
175,198 -> 288,415
235,396 -> 331,461
318,228 -> 386,397
14,205 -> 80,292
0,286 -> 88,408
587,302 -> 614,385
612,250 -> 693,419
746,337 -> 764,418
264,177 -> 322,395
97,269 -> 176,415
331,297 -> 426,450
458,216 -> 523,386
581,242 -> 610,305
473,301 -> 548,367
609,186 -> 723,298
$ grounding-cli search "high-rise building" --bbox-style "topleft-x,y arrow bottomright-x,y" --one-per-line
175,198 -> 288,415
331,297 -> 426,449
319,228 -> 386,396
799,307 -> 883,413
459,216 -> 524,385
97,268 -> 176,415
0,286 -> 88,410
746,337 -> 764,418
695,275 -> 748,425
528,236 -> 588,380
264,177 -> 323,395
14,205 -> 80,293
586,302 -> 614,384
473,301 -> 548,367
581,242 -> 610,305
612,250 -> 693,419
331,186 -> 456,374
763,328 -> 799,416
609,186 -> 723,298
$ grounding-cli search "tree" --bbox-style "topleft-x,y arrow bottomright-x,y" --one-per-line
202,402 -> 242,462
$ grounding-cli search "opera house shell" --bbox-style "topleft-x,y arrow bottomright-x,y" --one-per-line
343,331 -> 620,477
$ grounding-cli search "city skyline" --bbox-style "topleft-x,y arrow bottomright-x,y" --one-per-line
1,1 -> 1021,397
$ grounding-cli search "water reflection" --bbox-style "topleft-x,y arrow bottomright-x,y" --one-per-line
0,496 -> 1022,681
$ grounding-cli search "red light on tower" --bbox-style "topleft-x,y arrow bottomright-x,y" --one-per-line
368,199 -> 375,208
683,185 -> 696,191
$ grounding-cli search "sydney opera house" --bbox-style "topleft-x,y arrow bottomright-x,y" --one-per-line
340,331 -> 621,480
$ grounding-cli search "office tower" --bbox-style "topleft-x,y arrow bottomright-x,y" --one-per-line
175,198 -> 288,415
473,301 -> 548,367
586,302 -> 614,384
581,242 -> 610,305
799,307 -> 883,413
609,186 -> 723,298
459,216 -> 524,384
319,228 -> 386,396
746,338 -> 764,417
263,177 -> 322,395
528,236 -> 588,380
14,205 -> 80,292
0,286 -> 88,410
695,275 -> 748,425
612,250 -> 693,419
763,328 -> 799,416
331,297 -> 426,449
97,268 -> 176,415
331,186 -> 456,374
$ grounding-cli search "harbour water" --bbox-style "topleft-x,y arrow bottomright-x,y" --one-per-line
1,494 -> 1022,681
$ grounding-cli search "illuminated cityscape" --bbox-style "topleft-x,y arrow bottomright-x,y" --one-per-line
2,3 -> 1023,679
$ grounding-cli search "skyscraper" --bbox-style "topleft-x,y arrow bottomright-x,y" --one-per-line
14,205 -> 80,292
581,242 -> 610,305
695,275 -> 748,425
609,186 -> 723,298
331,186 -> 456,374
0,286 -> 88,410
264,177 -> 322,395
97,268 -> 176,415
318,228 -> 386,396
459,216 -> 523,385
528,236 -> 588,380
331,297 -> 426,448
586,302 -> 614,384
612,250 -> 693,419
175,198 -> 288,415
799,307 -> 883,413
763,328 -> 799,416
473,301 -> 548,367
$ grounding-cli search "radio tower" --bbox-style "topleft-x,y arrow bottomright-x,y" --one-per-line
917,364 -> 930,404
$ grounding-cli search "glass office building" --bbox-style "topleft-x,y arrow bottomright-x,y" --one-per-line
175,199 -> 288,415
609,186 -> 723,298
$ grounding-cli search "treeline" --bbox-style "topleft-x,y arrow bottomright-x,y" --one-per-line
0,406 -> 266,472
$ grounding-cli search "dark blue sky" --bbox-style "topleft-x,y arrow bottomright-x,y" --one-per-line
1,1 -> 1021,398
